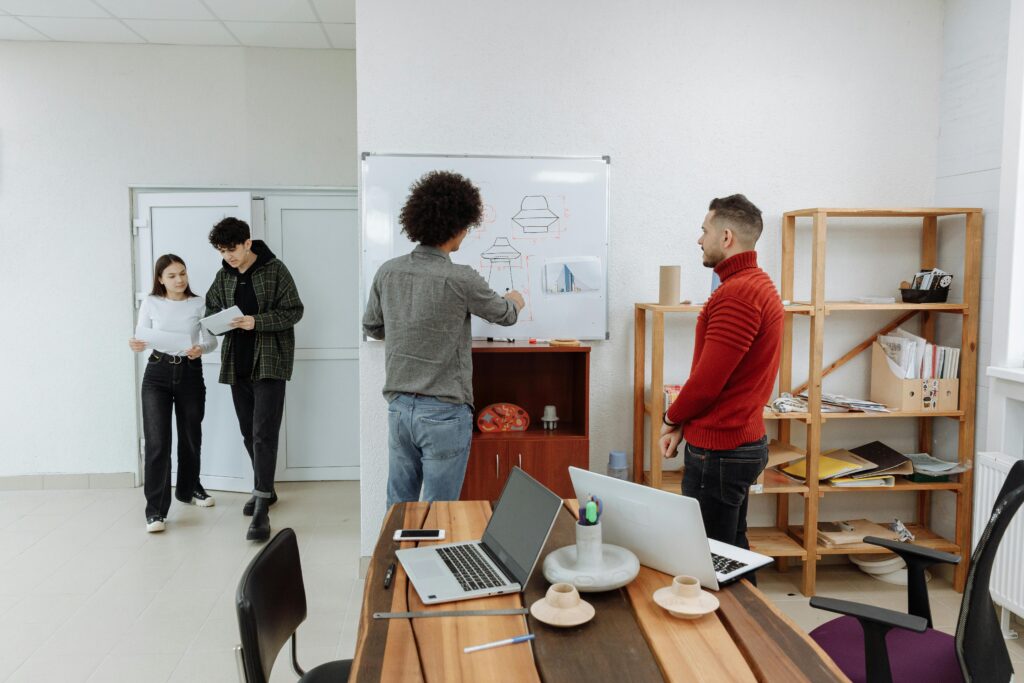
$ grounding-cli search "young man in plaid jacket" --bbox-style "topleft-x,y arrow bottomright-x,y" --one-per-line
206,218 -> 304,542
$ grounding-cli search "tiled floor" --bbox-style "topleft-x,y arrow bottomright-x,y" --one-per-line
0,481 -> 363,683
1,482 -> 1022,681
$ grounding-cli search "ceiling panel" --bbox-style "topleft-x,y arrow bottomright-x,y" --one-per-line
225,21 -> 328,49
18,16 -> 145,42
202,0 -> 316,23
312,0 -> 354,23
323,22 -> 353,49
0,0 -> 107,18
124,19 -> 237,46
92,0 -> 215,21
0,16 -> 46,39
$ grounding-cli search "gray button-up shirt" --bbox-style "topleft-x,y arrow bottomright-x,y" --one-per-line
363,245 -> 519,407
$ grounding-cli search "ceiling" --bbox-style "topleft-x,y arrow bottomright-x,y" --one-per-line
0,0 -> 355,49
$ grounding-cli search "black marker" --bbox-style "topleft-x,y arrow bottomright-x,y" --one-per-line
383,562 -> 395,589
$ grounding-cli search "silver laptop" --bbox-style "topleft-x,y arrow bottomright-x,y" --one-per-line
397,467 -> 563,605
569,467 -> 772,590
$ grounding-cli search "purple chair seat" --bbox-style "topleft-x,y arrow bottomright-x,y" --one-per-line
810,615 -> 963,683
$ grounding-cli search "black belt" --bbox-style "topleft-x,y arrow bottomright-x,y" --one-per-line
149,351 -> 193,364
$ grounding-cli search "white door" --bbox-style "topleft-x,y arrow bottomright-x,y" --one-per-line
134,191 -> 254,492
264,193 -> 360,480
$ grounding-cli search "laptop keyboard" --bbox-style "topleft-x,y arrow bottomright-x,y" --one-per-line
711,553 -> 748,575
436,545 -> 508,592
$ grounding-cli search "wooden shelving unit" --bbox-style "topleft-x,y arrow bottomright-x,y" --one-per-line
633,207 -> 982,595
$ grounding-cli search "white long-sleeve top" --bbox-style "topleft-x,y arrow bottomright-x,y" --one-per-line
135,295 -> 218,356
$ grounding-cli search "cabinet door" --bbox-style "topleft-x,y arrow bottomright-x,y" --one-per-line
460,440 -> 508,502
512,440 -> 588,499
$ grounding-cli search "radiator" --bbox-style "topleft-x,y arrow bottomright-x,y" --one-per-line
975,451 -> 1024,637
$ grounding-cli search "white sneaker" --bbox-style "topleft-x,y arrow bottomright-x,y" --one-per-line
146,516 -> 166,533
191,486 -> 215,508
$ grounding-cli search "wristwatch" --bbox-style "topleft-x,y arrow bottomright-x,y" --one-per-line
663,411 -> 680,428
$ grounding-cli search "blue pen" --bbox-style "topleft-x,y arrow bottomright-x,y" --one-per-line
464,633 -> 535,653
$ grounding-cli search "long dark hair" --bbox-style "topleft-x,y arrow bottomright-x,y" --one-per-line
151,254 -> 198,298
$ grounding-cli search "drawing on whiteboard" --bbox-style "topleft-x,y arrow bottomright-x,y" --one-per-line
481,237 -> 522,290
543,257 -> 602,295
512,195 -> 559,234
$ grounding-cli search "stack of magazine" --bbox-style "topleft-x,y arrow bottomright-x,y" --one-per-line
878,327 -> 960,380
780,440 -> 913,487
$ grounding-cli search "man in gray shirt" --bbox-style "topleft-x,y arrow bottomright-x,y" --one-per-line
363,170 -> 525,506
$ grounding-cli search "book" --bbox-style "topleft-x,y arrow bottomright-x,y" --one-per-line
830,475 -> 895,488
848,441 -> 913,478
816,519 -> 899,547
782,450 -> 875,481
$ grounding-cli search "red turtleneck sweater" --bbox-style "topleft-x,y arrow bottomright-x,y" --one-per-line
665,251 -> 784,450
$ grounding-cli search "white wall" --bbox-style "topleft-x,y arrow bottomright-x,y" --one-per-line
0,43 -> 357,478
929,0 -> 1013,542
357,0 -> 948,554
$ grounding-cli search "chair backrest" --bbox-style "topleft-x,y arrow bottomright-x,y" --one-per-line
236,528 -> 308,683
955,459 -> 1024,682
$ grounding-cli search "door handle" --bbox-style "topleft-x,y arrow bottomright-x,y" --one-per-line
495,453 -> 500,478
518,453 -> 522,468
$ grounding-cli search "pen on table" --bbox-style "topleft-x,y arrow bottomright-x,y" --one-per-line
464,633 -> 535,654
383,562 -> 395,589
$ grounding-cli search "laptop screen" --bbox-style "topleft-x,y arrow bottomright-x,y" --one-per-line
481,467 -> 563,587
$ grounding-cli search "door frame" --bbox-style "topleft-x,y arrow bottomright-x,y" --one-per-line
129,186 -> 359,488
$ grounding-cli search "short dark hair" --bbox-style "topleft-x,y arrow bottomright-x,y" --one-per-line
151,254 -> 197,298
400,171 -> 483,246
208,217 -> 251,249
708,194 -> 763,246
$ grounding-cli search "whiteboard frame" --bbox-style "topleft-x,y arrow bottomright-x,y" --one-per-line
360,152 -> 611,341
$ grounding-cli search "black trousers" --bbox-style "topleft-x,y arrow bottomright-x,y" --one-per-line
141,353 -> 206,518
230,378 -> 286,497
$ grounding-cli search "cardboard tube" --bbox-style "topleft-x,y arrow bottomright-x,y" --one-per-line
659,266 -> 681,305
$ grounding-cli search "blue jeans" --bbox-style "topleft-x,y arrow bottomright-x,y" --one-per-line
682,436 -> 768,553
386,394 -> 473,507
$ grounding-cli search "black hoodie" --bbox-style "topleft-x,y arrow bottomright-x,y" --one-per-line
225,240 -> 273,379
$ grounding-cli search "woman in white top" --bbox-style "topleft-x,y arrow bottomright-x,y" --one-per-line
129,254 -> 218,532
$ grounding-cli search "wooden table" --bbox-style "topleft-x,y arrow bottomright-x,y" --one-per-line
351,501 -> 850,682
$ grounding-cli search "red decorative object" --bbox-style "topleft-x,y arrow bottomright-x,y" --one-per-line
477,403 -> 530,433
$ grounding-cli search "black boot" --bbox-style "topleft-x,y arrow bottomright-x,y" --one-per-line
243,491 -> 278,516
246,498 -> 271,542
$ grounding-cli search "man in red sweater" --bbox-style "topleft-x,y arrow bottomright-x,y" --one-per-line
659,194 -> 783,565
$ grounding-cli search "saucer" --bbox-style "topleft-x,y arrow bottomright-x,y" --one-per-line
530,594 -> 596,627
652,586 -> 720,619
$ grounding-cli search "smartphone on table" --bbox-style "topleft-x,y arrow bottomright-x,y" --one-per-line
393,528 -> 446,541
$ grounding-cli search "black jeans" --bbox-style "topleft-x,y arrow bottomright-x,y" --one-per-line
230,378 -> 286,498
682,436 -> 768,580
141,353 -> 206,518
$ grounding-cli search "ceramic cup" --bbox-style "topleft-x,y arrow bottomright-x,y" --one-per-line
542,405 -> 558,420
529,581 -> 596,627
671,575 -> 702,602
547,582 -> 581,608
574,521 -> 603,570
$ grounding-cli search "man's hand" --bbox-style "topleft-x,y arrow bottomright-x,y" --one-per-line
185,345 -> 203,360
128,338 -> 147,352
505,290 -> 526,311
659,422 -> 683,459
230,315 -> 256,331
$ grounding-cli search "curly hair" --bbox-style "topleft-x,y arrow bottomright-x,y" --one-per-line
400,171 -> 483,246
208,217 -> 251,250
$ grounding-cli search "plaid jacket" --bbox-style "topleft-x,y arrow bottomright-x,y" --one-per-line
205,242 -> 304,384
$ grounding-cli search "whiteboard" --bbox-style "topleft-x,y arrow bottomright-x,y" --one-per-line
362,154 -> 610,340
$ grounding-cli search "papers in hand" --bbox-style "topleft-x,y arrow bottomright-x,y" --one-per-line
200,306 -> 243,335
136,327 -> 191,354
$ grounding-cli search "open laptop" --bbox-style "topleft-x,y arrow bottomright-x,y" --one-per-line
397,467 -> 563,605
569,467 -> 772,589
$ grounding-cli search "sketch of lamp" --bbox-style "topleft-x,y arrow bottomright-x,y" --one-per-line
512,195 -> 559,233
481,237 -> 521,290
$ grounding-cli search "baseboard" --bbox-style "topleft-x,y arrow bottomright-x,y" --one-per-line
0,472 -> 136,491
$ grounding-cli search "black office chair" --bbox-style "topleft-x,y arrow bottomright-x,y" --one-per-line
809,459 -> 1024,683
235,528 -> 352,683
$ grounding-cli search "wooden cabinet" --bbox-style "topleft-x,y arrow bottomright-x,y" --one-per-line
460,343 -> 590,501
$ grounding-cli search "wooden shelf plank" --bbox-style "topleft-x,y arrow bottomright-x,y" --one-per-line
789,523 -> 959,555
763,410 -> 810,421
636,303 -> 813,315
748,527 -> 807,558
784,208 -> 982,218
822,477 -> 963,493
644,468 -> 808,495
828,302 -> 967,313
821,410 -> 963,419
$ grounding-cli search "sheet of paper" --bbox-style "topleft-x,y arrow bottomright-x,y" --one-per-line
200,305 -> 243,335
136,327 -> 192,353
